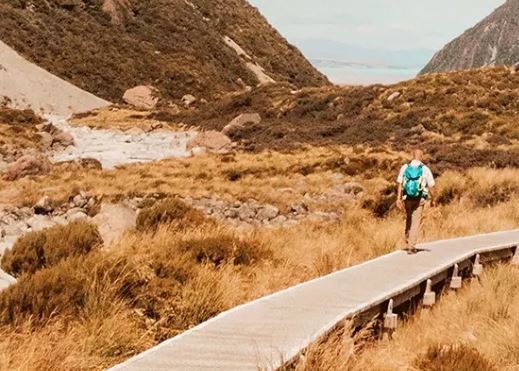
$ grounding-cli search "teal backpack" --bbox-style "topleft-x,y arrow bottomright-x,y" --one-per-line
403,164 -> 425,198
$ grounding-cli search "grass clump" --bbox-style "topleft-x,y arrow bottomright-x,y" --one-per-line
414,344 -> 496,371
179,233 -> 271,267
136,198 -> 208,232
1,221 -> 102,277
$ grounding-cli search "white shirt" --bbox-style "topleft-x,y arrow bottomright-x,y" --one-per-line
397,160 -> 435,188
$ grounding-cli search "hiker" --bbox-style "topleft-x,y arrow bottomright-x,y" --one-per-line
396,149 -> 435,254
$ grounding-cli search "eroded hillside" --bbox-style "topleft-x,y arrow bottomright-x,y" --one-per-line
0,0 -> 329,102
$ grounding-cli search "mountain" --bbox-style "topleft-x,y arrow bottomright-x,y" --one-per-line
420,0 -> 519,74
0,0 -> 329,102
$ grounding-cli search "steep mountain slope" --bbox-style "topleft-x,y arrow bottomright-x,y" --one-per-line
420,0 -> 519,74
0,0 -> 329,102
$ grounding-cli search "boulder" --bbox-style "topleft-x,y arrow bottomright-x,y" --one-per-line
38,131 -> 53,149
123,85 -> 159,110
26,215 -> 56,232
2,155 -> 52,181
511,62 -> 519,74
34,196 -> 54,215
52,130 -> 74,149
256,205 -> 279,221
222,113 -> 261,136
181,94 -> 197,107
387,92 -> 401,102
93,203 -> 137,246
187,131 -> 231,153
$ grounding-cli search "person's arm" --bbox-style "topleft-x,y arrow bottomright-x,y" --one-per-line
425,167 -> 436,207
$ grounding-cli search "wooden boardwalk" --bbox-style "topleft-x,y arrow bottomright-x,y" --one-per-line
110,230 -> 519,371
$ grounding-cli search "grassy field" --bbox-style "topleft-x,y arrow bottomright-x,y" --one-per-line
293,264 -> 519,371
0,145 -> 518,370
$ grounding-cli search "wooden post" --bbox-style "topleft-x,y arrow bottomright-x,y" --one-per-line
450,264 -> 462,290
423,279 -> 436,307
384,299 -> 398,331
472,254 -> 483,277
512,247 -> 519,266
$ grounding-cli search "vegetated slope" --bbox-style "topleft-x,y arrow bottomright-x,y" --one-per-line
0,0 -> 329,102
160,66 -> 519,172
420,0 -> 519,74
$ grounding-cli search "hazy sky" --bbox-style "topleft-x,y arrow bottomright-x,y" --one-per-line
248,0 -> 505,83
249,0 -> 505,51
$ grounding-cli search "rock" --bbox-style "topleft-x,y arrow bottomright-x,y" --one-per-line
270,215 -> 287,226
0,160 -> 8,173
222,113 -> 261,136
26,215 -> 56,232
1,222 -> 28,237
256,205 -> 279,221
387,92 -> 401,102
290,202 -> 308,215
2,155 -> 52,181
34,196 -> 54,215
187,131 -> 231,153
123,85 -> 159,110
72,194 -> 88,208
38,131 -> 53,149
190,147 -> 207,156
511,62 -> 519,74
93,203 -> 137,246
67,211 -> 89,222
78,158 -> 103,170
237,204 -> 256,221
102,0 -> 134,25
181,94 -> 197,107
52,130 -> 74,149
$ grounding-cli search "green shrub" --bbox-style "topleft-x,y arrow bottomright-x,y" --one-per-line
136,198 -> 208,232
1,221 -> 102,277
414,344 -> 496,371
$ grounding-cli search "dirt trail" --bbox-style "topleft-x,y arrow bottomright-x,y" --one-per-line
0,40 -> 109,116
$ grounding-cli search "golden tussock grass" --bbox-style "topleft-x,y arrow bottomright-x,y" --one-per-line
296,265 -> 519,370
0,148 -> 518,370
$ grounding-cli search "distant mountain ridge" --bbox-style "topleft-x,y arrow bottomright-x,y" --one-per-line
420,0 -> 519,74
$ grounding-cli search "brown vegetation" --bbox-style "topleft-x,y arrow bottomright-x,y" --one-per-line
1,160 -> 519,369
136,198 -> 210,232
144,67 -> 519,173
1,221 -> 102,277
0,108 -> 45,161
0,0 -> 328,101
294,264 -> 519,370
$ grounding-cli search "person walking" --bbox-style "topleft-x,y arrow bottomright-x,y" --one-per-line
396,149 -> 435,254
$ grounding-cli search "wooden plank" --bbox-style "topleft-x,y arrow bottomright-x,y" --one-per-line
110,230 -> 519,371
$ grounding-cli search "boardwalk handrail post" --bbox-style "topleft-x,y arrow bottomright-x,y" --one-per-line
512,247 -> 519,266
450,263 -> 462,290
423,279 -> 436,307
472,254 -> 483,277
383,299 -> 398,332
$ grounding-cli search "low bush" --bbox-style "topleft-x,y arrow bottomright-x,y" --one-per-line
136,198 -> 208,232
1,221 -> 102,277
414,344 -> 496,371
178,233 -> 271,267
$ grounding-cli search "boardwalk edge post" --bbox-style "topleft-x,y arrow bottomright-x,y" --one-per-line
512,247 -> 519,266
472,254 -> 483,277
383,299 -> 398,331
423,279 -> 436,307
450,263 -> 462,290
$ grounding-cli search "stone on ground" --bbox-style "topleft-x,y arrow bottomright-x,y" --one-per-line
222,113 -> 261,136
2,154 -> 52,181
93,203 -> 137,246
123,85 -> 160,110
187,131 -> 231,153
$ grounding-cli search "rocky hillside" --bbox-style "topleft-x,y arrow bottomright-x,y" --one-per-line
421,0 -> 519,74
0,0 -> 329,102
